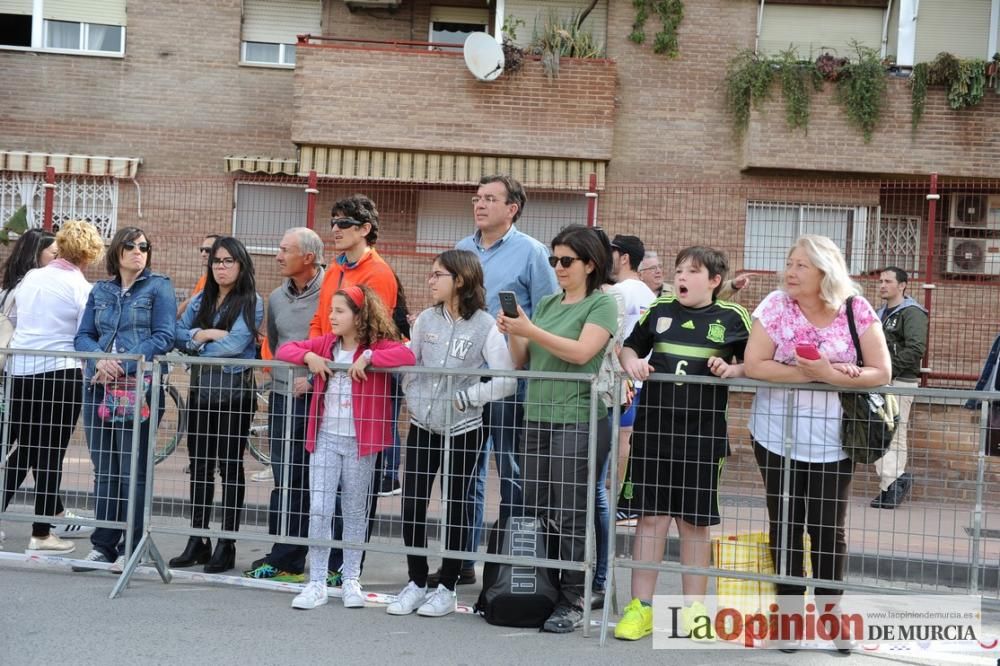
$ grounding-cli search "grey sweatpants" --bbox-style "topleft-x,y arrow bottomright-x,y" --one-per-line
307,431 -> 376,584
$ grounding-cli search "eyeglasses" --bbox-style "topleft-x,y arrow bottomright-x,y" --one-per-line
211,257 -> 238,268
639,264 -> 662,272
123,241 -> 150,253
198,247 -> 212,254
428,271 -> 454,281
331,217 -> 364,230
471,195 -> 505,206
548,256 -> 584,269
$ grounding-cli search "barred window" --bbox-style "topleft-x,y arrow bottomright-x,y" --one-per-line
0,172 -> 119,240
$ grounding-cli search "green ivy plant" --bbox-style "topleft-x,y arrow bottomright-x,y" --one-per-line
629,0 -> 684,57
834,43 -> 886,142
778,48 -> 823,131
910,62 -> 929,130
724,49 -> 775,135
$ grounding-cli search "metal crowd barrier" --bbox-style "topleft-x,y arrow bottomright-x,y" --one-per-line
600,372 -> 1000,645
0,349 -> 146,583
3,350 -> 998,644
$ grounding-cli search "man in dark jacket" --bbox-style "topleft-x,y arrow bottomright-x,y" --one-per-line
873,267 -> 928,509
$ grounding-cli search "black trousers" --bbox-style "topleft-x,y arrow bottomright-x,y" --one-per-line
402,425 -> 482,590
753,440 -> 854,599
2,369 -> 82,537
186,388 -> 255,533
521,417 -> 610,609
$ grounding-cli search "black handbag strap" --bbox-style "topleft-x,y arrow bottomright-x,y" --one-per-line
844,295 -> 865,367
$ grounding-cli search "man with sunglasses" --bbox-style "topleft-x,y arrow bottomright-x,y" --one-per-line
446,174 -> 558,586
176,233 -> 222,318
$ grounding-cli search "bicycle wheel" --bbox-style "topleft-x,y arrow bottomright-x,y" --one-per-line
246,380 -> 270,465
154,382 -> 187,465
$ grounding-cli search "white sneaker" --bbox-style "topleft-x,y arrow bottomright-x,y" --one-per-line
26,534 -> 75,555
291,581 -> 329,610
72,549 -> 110,572
417,584 -> 457,617
251,468 -> 273,482
110,556 -> 127,574
386,581 -> 428,616
341,578 -> 366,609
51,511 -> 96,538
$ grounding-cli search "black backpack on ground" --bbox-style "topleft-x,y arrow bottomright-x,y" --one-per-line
474,515 -> 560,628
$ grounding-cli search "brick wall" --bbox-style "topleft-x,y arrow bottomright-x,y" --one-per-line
291,44 -> 617,161
744,79 -> 1000,177
0,0 -> 296,175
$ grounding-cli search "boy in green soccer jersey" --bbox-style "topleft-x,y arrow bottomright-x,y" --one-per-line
613,246 -> 751,642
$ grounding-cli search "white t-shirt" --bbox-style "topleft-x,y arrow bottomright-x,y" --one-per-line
609,278 -> 657,340
609,278 -> 657,386
9,261 -> 92,376
320,345 -> 357,439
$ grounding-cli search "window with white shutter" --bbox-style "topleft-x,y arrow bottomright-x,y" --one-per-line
241,0 -> 321,67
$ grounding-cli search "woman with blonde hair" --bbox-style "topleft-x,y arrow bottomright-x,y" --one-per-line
4,220 -> 104,555
744,234 -> 891,652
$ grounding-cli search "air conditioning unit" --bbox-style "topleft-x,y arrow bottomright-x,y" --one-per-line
946,237 -> 1000,276
948,193 -> 1000,230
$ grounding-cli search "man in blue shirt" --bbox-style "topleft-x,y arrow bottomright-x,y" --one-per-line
434,174 -> 557,586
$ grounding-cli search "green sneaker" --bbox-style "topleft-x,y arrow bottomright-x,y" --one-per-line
326,570 -> 343,587
681,600 -> 716,642
242,562 -> 305,583
614,598 -> 653,641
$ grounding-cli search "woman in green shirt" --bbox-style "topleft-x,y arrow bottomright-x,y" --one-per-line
497,224 -> 618,633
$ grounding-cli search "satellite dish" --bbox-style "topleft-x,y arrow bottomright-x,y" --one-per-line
463,32 -> 504,82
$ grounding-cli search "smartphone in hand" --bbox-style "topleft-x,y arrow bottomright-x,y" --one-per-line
795,344 -> 821,360
498,291 -> 520,318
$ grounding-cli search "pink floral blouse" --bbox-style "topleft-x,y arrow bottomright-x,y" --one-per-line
753,290 -> 877,364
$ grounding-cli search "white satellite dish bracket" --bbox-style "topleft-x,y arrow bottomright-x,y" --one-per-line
463,32 -> 505,82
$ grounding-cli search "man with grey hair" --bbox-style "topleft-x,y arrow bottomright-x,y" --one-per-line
244,227 -> 326,583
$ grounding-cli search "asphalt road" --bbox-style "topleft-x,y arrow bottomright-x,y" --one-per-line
1,522 -> 998,665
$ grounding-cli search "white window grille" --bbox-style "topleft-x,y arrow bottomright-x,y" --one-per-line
0,173 -> 118,240
867,214 -> 921,275
744,201 -> 882,274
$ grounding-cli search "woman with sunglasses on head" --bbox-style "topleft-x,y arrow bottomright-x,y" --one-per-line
73,228 -> 177,570
172,236 -> 263,573
497,224 -> 618,634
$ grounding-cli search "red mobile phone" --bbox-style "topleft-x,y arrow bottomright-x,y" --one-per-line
795,344 -> 821,360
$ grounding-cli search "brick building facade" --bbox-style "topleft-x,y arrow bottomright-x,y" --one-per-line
2,0 -> 999,500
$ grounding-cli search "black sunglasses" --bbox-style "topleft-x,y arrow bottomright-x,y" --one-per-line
331,217 -> 364,230
548,255 -> 583,268
123,241 -> 150,253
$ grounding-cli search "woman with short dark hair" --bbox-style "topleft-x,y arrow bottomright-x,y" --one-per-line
172,236 -> 263,573
74,226 -> 176,570
497,224 -> 618,633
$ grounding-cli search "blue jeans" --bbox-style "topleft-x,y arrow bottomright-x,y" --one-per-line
264,390 -> 311,573
594,449 -> 610,591
83,382 -> 161,561
379,375 -> 403,482
464,383 -> 524,566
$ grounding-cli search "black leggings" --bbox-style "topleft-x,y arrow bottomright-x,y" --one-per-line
186,389 -> 255,533
402,425 -> 482,590
753,441 -> 854,599
2,369 -> 82,537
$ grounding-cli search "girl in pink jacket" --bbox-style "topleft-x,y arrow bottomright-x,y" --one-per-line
276,285 -> 414,611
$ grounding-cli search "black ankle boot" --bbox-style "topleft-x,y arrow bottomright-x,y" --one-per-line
169,537 -> 211,568
203,538 -> 236,574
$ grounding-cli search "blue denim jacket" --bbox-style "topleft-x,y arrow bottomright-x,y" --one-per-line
74,269 -> 177,380
176,292 -> 264,373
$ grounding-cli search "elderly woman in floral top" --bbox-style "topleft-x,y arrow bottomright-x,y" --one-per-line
744,235 -> 890,650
